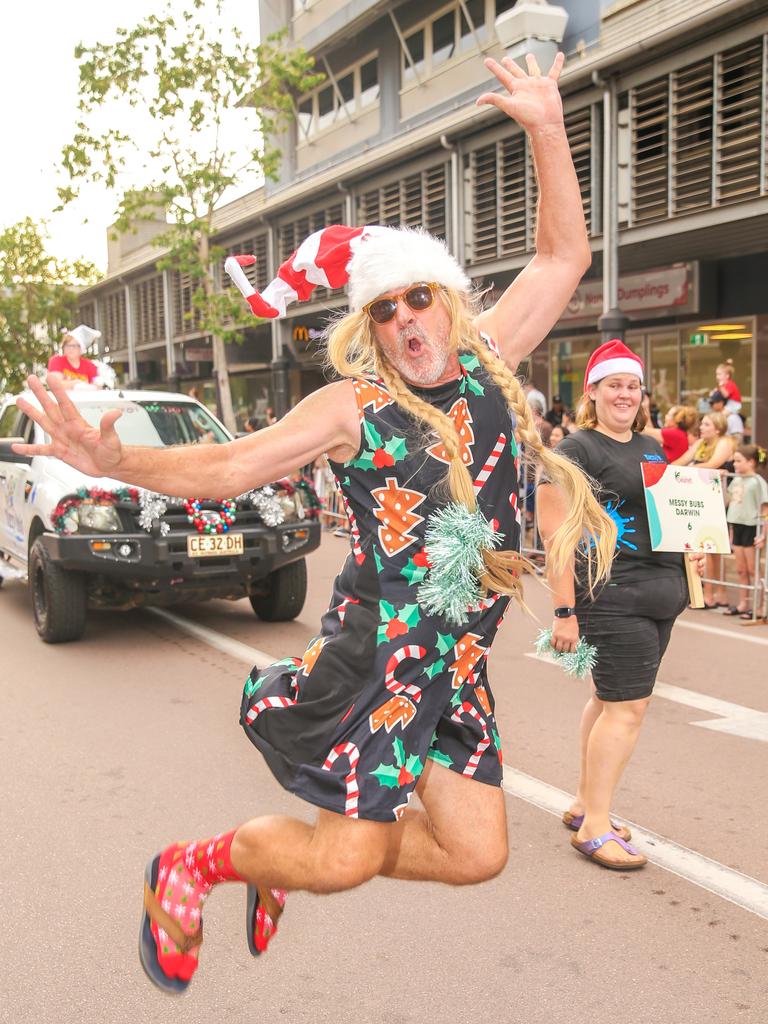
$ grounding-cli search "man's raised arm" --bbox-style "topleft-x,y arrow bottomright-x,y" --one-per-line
474,53 -> 591,370
14,375 -> 360,498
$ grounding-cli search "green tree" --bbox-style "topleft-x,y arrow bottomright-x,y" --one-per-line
0,219 -> 99,395
58,0 -> 322,430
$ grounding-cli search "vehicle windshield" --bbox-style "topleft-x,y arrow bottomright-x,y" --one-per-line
75,400 -> 230,447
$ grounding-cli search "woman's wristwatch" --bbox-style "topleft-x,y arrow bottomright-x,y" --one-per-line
553,606 -> 576,618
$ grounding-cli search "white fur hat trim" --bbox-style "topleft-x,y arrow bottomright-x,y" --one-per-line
347,227 -> 470,311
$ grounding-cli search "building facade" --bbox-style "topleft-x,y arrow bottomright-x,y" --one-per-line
80,0 -> 768,440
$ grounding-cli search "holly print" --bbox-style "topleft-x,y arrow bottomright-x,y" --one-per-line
492,728 -> 503,764
427,733 -> 453,769
244,672 -> 263,699
458,353 -> 485,397
371,477 -> 426,556
400,547 -> 429,586
449,632 -> 487,689
370,737 -> 423,790
427,398 -> 475,466
349,419 -> 408,472
377,600 -> 421,646
424,657 -> 445,680
435,631 -> 457,656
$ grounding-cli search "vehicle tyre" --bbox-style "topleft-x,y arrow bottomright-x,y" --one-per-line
249,558 -> 307,622
29,538 -> 88,643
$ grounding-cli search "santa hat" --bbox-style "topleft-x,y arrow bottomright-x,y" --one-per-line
224,224 -> 470,319
63,324 -> 101,350
584,339 -> 644,390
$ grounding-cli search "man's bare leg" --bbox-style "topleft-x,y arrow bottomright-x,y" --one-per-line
230,761 -> 508,892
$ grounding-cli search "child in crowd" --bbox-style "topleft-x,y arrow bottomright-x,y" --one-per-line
710,360 -> 742,413
725,445 -> 768,618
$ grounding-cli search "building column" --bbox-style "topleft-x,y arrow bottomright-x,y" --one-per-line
597,76 -> 629,343
125,283 -> 138,382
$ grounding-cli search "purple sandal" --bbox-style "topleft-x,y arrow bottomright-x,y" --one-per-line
571,830 -> 647,870
562,811 -> 632,842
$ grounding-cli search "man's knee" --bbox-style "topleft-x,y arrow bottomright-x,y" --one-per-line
448,837 -> 509,885
310,818 -> 388,894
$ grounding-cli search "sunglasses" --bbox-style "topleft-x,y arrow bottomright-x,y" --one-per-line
363,282 -> 440,325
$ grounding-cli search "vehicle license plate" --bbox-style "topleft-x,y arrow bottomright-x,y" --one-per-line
187,532 -> 244,558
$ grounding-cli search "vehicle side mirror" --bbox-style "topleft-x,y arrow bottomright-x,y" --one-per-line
0,438 -> 32,465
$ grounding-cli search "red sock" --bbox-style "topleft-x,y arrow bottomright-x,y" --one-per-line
151,830 -> 243,983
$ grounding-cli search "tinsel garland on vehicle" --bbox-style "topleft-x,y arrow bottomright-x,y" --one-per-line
51,485 -> 300,535
52,486 -> 139,534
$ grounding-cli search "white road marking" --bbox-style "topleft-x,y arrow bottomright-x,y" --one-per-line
502,767 -> 768,922
153,610 -> 768,920
525,653 -> 768,743
148,607 -> 272,667
674,617 -> 768,646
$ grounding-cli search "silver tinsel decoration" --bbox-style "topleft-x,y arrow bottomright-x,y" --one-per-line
137,490 -> 171,536
242,486 -> 284,527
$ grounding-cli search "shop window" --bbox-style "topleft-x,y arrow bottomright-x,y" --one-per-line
647,332 -> 680,420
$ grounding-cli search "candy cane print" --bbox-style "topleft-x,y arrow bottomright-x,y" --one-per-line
509,490 -> 522,527
336,597 -> 360,627
339,490 -> 365,565
245,695 -> 295,724
322,741 -> 361,817
451,700 -> 490,778
385,645 -> 427,701
473,433 -> 506,494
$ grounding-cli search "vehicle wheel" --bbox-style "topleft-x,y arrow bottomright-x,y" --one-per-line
29,538 -> 87,643
249,559 -> 307,622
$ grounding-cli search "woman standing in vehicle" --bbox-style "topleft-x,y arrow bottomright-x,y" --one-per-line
540,340 -> 702,870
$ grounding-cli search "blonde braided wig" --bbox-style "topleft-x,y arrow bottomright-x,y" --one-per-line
325,287 -> 616,604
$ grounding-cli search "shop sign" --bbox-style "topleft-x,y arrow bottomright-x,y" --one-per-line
293,325 -> 324,344
562,264 -> 697,322
184,344 -> 212,362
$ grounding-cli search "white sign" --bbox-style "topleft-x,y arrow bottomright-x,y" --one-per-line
642,463 -> 731,554
562,265 -> 695,322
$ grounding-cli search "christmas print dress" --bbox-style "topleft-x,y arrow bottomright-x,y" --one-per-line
240,348 -> 522,821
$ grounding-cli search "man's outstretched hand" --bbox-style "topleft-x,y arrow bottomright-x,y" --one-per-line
12,374 -> 125,479
477,53 -> 565,131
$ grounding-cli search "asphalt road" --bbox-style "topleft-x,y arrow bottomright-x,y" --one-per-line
2,534 -> 767,1024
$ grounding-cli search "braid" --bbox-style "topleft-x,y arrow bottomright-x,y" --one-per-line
462,334 -> 616,591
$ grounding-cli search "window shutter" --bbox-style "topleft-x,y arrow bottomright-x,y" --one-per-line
631,76 -> 669,224
466,142 -> 499,263
423,164 -> 447,238
716,39 -> 764,205
102,291 -> 127,349
564,105 -> 593,233
671,59 -> 714,214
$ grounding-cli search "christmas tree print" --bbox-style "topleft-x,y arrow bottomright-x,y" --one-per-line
371,477 -> 426,556
369,694 -> 417,733
299,636 -> 326,676
354,378 -> 393,415
427,398 -> 475,467
349,419 -> 408,472
475,684 -> 492,717
370,737 -> 423,789
377,599 -> 421,646
449,632 -> 487,689
458,352 -> 485,396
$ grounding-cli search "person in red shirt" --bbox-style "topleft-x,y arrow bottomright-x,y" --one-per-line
47,325 -> 100,389
711,360 -> 742,412
642,402 -> 698,463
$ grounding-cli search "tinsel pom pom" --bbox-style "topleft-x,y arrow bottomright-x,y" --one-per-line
534,629 -> 598,679
417,503 -> 500,626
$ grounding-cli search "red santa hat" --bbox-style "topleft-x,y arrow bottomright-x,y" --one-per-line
584,339 -> 644,390
224,224 -> 471,319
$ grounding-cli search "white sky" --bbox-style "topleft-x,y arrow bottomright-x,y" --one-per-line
2,2 -> 262,273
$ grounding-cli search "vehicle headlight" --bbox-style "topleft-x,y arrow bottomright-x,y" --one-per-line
279,494 -> 299,522
74,502 -> 123,533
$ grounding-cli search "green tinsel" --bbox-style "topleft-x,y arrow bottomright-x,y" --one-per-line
417,503 -> 500,626
534,629 -> 598,679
